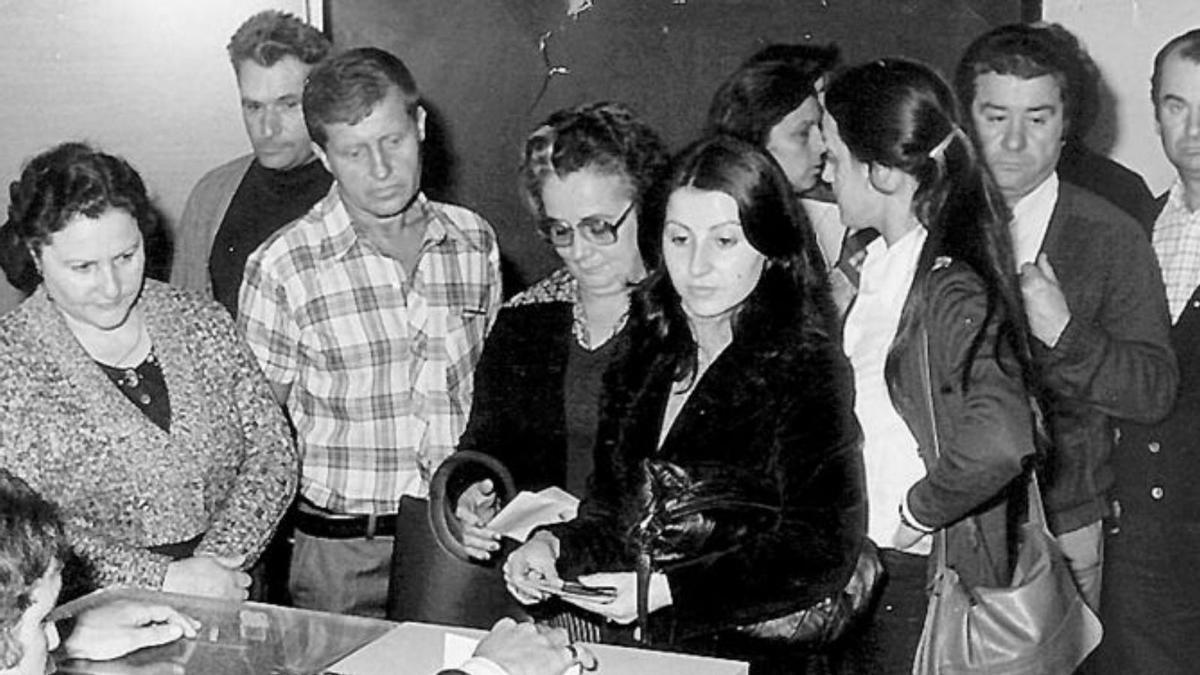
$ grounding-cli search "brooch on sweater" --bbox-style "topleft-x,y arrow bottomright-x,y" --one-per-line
114,351 -> 160,406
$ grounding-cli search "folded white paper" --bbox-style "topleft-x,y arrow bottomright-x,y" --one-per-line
489,487 -> 579,541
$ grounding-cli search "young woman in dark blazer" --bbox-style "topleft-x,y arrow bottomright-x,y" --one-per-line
821,59 -> 1038,673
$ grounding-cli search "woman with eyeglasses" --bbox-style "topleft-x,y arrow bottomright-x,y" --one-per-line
450,102 -> 668,561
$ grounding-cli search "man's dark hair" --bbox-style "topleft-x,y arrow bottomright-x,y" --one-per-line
303,47 -> 420,148
0,469 -> 67,670
1152,28 -> 1200,109
227,10 -> 330,71
954,22 -> 1099,143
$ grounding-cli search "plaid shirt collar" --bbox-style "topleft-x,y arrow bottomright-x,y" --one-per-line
1153,177 -> 1200,322
315,187 -> 486,262
1164,178 -> 1200,216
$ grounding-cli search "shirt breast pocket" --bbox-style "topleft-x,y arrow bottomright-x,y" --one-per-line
443,297 -> 492,392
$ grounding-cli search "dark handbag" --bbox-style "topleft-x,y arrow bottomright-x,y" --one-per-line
738,540 -> 883,646
632,459 -> 882,647
386,451 -> 528,628
910,330 -> 1102,674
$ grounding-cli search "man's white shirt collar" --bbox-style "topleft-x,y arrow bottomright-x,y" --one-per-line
1009,172 -> 1059,270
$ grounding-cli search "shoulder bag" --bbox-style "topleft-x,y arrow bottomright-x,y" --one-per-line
911,329 -> 1102,674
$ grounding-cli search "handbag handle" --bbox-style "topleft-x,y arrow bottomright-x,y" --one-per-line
427,451 -> 517,563
918,329 -> 1051,574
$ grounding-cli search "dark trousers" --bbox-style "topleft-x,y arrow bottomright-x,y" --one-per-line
248,511 -> 294,605
829,549 -> 928,675
289,529 -> 393,618
1095,516 -> 1200,675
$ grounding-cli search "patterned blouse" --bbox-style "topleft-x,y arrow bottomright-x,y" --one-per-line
507,268 -> 627,350
0,281 -> 297,590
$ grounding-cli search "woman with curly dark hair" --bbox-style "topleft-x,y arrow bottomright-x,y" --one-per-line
0,143 -> 296,602
504,135 -> 865,671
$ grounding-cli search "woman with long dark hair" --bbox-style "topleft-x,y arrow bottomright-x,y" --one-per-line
503,135 -> 864,671
820,59 -> 1037,672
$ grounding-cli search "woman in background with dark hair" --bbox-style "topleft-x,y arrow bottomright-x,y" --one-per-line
707,43 -> 871,315
504,135 -> 864,671
0,142 -> 296,601
821,59 -> 1036,672
706,42 -> 837,199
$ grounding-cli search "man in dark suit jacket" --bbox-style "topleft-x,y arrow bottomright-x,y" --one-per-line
1099,28 -> 1200,675
956,23 -> 1177,612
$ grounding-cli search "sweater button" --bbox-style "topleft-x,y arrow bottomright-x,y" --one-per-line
1148,441 -> 1161,454
1151,486 -> 1164,500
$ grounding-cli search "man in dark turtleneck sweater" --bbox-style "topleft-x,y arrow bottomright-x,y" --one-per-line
171,10 -> 333,316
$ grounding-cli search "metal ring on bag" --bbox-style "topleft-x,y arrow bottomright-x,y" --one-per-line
427,450 -> 517,563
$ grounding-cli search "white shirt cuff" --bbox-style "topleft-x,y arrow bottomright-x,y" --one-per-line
900,496 -> 936,534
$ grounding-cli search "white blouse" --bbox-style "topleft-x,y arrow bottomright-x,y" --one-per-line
843,225 -> 931,554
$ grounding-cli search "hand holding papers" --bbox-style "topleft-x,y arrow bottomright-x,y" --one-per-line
488,486 -> 579,542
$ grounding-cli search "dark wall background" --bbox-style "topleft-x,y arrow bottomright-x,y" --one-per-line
331,0 -> 1025,291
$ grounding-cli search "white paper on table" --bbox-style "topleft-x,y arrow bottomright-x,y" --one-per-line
443,633 -> 480,669
488,486 -> 579,541
443,633 -> 582,675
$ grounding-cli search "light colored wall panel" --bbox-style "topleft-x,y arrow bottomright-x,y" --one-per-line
0,0 -> 313,310
1045,0 -> 1200,194
0,0 -> 314,234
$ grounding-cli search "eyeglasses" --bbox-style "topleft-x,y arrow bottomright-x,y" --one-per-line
537,202 -> 635,248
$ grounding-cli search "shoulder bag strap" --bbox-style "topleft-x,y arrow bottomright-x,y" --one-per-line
920,328 -> 1044,574
917,328 -> 950,573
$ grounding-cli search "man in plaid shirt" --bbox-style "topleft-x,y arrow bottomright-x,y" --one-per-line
239,47 -> 501,617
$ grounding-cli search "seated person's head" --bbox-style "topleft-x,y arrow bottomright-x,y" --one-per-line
0,469 -> 68,675
953,22 -> 1097,202
1,142 -> 157,328
706,43 -> 838,193
519,101 -> 668,296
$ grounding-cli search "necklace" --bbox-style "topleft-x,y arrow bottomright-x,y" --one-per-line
110,350 -> 159,406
